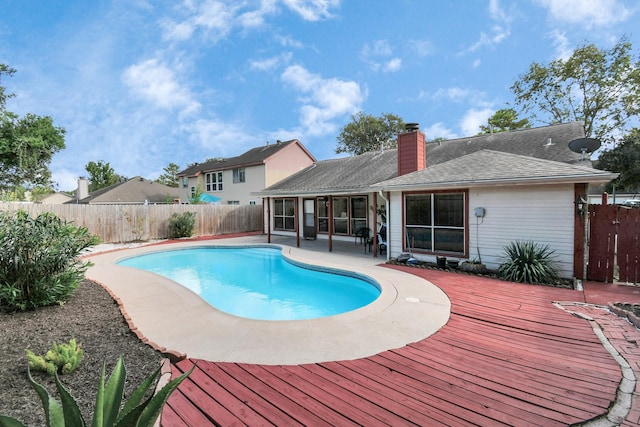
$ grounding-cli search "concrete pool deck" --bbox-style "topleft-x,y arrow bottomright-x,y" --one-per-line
85,236 -> 451,365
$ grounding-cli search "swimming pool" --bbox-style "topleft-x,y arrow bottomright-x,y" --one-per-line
117,246 -> 381,321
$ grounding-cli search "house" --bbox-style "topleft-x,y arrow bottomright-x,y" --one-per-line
38,192 -> 74,204
177,139 -> 316,205
68,176 -> 181,204
254,122 -> 617,280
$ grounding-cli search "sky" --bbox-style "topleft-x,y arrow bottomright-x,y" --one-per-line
0,0 -> 638,191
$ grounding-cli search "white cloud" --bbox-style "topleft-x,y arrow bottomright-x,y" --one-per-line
547,29 -> 573,60
423,122 -> 458,141
383,58 -> 402,73
410,39 -> 434,57
427,87 -> 488,105
460,108 -> 494,136
461,0 -> 511,53
162,0 -> 338,42
250,52 -> 293,71
360,39 -> 401,72
122,59 -> 200,115
185,118 -> 262,155
282,0 -> 340,21
281,64 -> 364,136
276,34 -> 304,48
538,0 -> 631,27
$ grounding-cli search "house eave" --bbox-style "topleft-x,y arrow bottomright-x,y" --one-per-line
373,173 -> 618,192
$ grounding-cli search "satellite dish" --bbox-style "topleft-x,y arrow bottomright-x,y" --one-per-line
568,137 -> 601,160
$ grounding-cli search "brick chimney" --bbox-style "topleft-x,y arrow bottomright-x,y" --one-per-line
397,123 -> 426,176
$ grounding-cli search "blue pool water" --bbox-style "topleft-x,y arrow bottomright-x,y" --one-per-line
117,246 -> 380,321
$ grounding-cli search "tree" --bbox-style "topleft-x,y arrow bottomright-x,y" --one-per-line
511,37 -> 640,144
336,112 -> 405,155
595,128 -> 640,193
85,160 -> 122,192
157,162 -> 180,187
478,108 -> 531,134
0,64 -> 66,191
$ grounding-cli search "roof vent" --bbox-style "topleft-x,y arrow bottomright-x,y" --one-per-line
405,123 -> 419,132
545,137 -> 554,146
276,139 -> 282,145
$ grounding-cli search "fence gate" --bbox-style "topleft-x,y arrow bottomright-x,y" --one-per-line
588,204 -> 640,283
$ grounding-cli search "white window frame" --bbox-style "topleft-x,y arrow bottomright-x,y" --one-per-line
206,171 -> 223,192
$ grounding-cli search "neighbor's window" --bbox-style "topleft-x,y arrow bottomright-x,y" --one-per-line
233,168 -> 245,183
405,192 -> 465,254
227,200 -> 239,205
205,171 -> 223,191
274,198 -> 295,231
190,186 -> 196,198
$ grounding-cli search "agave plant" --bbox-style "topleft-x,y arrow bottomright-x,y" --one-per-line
0,356 -> 192,427
498,240 -> 560,284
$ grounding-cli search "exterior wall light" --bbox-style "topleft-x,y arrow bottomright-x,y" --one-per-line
576,194 -> 587,217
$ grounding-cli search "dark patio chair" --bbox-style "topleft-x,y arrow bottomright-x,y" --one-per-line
354,227 -> 371,245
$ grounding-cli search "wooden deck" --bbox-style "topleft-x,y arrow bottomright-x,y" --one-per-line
161,266 -> 635,426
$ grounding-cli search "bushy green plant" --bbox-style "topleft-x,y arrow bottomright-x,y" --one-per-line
498,240 -> 560,284
25,339 -> 83,376
167,211 -> 196,238
0,356 -> 193,427
0,210 -> 100,311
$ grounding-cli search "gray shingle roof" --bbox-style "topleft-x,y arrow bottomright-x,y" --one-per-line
425,121 -> 586,166
254,149 -> 398,196
373,150 -> 616,190
178,139 -> 312,177
255,122 -> 609,196
70,177 -> 181,204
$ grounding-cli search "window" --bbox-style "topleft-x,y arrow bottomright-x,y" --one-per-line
205,171 -> 223,191
190,186 -> 196,198
182,177 -> 189,188
227,200 -> 239,205
233,168 -> 245,183
350,196 -> 367,234
317,197 -> 329,233
405,192 -> 465,254
249,200 -> 256,205
332,197 -> 349,234
315,195 -> 368,235
274,198 -> 296,231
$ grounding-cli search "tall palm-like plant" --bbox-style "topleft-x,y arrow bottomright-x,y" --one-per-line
498,241 -> 559,284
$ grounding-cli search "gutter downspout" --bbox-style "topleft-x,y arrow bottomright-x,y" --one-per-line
378,190 -> 390,261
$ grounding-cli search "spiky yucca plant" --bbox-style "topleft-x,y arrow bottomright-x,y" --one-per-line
0,356 -> 193,427
498,240 -> 560,284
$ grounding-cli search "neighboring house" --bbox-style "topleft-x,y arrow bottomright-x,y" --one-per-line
177,139 -> 316,205
68,176 -> 181,204
38,192 -> 74,204
255,122 -> 617,280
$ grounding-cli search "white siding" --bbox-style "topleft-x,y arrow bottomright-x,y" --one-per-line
388,184 -> 576,278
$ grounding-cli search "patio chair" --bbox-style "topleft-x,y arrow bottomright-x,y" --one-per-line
354,227 -> 371,245
376,225 -> 387,255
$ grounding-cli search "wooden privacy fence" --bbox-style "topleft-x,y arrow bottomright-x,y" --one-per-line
0,203 -> 263,243
588,204 -> 640,283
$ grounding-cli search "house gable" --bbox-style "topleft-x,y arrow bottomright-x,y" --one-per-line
70,177 -> 181,204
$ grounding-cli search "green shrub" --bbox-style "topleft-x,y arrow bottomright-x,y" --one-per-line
0,356 -> 193,427
0,210 -> 100,311
167,211 -> 196,238
498,240 -> 560,284
25,339 -> 83,376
